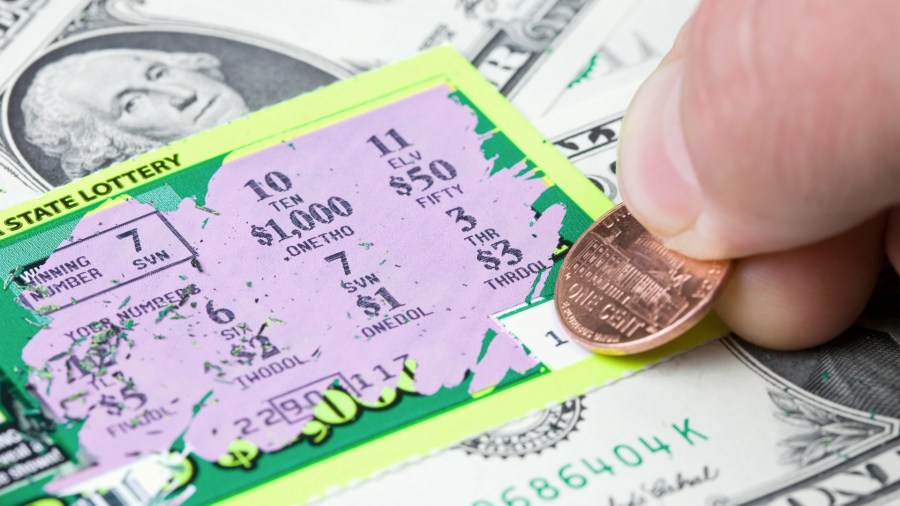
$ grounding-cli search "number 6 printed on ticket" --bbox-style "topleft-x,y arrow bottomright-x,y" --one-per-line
0,47 -> 725,505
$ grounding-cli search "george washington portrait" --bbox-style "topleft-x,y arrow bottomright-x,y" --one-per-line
5,29 -> 346,187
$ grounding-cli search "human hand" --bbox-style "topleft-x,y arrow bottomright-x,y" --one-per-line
617,0 -> 900,349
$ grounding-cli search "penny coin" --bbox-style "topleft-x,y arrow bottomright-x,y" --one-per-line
555,203 -> 731,355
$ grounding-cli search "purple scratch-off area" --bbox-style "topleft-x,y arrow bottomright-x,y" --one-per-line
21,86 -> 565,478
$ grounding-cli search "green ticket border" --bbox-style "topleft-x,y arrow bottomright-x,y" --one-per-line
0,47 -> 726,504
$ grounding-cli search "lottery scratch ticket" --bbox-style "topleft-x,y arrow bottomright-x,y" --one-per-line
0,48 -> 724,505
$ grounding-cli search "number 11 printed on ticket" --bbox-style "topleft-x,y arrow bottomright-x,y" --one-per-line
0,48 -> 724,505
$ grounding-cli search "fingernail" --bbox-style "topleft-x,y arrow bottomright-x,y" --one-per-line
618,59 -> 701,238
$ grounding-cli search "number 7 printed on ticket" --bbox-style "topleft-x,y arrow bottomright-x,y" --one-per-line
0,48 -> 723,505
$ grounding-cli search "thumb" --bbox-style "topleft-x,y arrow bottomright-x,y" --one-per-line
618,0 -> 900,260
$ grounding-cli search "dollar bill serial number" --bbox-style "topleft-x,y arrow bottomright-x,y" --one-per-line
472,418 -> 710,506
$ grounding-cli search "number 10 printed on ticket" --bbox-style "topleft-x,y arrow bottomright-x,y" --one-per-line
0,48 -> 723,505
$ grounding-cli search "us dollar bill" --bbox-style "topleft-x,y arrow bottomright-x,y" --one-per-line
0,0 -> 635,206
551,0 -> 698,114
313,84 -> 900,506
